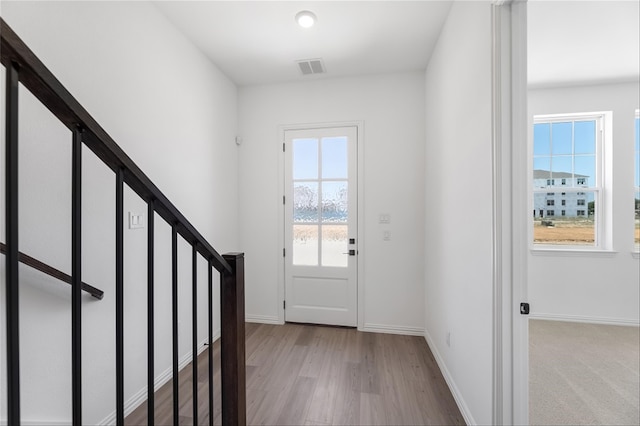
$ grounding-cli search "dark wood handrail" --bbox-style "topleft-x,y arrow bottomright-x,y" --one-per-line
0,242 -> 103,299
0,18 -> 232,275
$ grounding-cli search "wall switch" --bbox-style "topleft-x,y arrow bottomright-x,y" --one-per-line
379,213 -> 391,224
129,212 -> 144,229
446,331 -> 451,347
383,231 -> 391,241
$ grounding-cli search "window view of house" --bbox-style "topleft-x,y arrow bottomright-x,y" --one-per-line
532,115 -> 602,246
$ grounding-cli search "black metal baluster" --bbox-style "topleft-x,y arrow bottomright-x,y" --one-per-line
5,60 -> 21,426
71,126 -> 83,426
192,245 -> 198,425
172,225 -> 179,426
208,261 -> 213,426
147,200 -> 155,426
116,167 -> 124,425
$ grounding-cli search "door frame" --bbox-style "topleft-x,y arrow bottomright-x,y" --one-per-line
277,121 -> 365,328
507,1 -> 530,424
492,1 -> 530,425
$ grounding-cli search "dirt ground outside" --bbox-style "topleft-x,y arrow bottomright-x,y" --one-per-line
533,220 -> 595,245
295,220 -> 640,245
293,224 -> 348,241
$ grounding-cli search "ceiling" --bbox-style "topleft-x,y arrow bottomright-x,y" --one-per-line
154,1 -> 640,88
528,0 -> 639,88
153,1 -> 454,86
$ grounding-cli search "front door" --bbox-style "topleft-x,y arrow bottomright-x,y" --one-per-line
284,126 -> 358,326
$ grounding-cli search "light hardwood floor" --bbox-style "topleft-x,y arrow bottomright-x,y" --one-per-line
126,322 -> 465,425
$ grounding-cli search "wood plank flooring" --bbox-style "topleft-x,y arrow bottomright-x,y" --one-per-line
126,322 -> 465,425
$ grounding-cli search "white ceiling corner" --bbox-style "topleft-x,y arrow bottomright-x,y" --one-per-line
153,0 -> 454,87
153,1 -> 640,88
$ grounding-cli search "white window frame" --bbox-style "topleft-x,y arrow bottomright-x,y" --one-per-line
531,111 -> 612,251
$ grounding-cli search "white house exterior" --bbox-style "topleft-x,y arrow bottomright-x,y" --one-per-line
533,170 -> 591,218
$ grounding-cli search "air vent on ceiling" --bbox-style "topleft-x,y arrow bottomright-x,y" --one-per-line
297,58 -> 325,75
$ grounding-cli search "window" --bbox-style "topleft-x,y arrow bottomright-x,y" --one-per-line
547,210 -> 555,216
533,112 -> 609,247
547,192 -> 555,196
635,110 -> 639,248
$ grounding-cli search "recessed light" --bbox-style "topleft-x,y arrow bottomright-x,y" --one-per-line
295,10 -> 316,28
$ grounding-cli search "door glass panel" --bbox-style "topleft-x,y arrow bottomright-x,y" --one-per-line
321,181 -> 347,223
293,224 -> 318,266
321,225 -> 348,267
321,136 -> 348,178
293,182 -> 318,222
291,132 -> 351,268
293,138 -> 318,179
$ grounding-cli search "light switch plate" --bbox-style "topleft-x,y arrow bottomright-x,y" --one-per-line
129,212 -> 144,229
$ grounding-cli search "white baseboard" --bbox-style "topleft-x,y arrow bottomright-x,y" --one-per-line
529,313 -> 640,327
424,330 -> 476,426
360,323 -> 424,336
98,330 -> 221,426
245,314 -> 281,324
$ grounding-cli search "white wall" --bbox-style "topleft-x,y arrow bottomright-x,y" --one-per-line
238,72 -> 426,333
0,1 -> 238,424
424,1 -> 494,424
528,82 -> 640,324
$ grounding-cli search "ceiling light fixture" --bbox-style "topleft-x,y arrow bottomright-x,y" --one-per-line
295,10 -> 317,28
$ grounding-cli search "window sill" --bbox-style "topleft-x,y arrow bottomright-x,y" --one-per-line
531,247 -> 618,258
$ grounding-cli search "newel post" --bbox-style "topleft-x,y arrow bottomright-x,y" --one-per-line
220,252 -> 246,426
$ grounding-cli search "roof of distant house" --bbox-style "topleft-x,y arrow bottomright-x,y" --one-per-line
533,169 -> 589,179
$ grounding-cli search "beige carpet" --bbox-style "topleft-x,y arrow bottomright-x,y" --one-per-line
530,319 -> 640,425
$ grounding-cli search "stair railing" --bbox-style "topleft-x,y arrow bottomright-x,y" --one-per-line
1,18 -> 245,426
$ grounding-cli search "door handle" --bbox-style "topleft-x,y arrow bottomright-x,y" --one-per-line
342,249 -> 356,256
